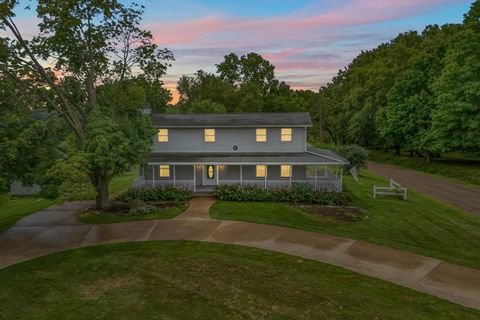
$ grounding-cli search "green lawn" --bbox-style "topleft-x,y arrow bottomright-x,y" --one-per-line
369,150 -> 480,188
78,204 -> 187,224
0,195 -> 52,233
210,171 -> 480,270
0,241 -> 477,319
109,171 -> 138,196
0,172 -> 136,233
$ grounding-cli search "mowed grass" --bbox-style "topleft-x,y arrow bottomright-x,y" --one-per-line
210,171 -> 480,270
109,171 -> 138,196
0,241 -> 478,320
0,195 -> 52,233
369,150 -> 480,188
78,204 -> 187,224
0,172 -> 136,233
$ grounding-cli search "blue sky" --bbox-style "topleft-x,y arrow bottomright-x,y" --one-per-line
4,0 -> 473,101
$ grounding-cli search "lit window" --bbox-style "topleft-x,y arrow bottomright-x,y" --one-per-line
281,128 -> 292,142
207,165 -> 215,179
157,129 -> 168,142
281,165 -> 291,178
204,129 -> 215,142
256,165 -> 266,178
256,128 -> 267,142
159,165 -> 170,177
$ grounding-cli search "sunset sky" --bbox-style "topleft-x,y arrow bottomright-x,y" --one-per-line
8,0 -> 472,103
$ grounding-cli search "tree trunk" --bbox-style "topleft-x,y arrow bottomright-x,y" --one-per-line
89,171 -> 111,210
96,180 -> 109,210
395,148 -> 400,156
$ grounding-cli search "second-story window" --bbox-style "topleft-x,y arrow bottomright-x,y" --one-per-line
204,128 -> 215,142
281,128 -> 292,142
256,128 -> 267,142
157,129 -> 168,143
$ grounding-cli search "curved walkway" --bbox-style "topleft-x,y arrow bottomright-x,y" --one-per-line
1,197 -> 480,310
368,162 -> 480,216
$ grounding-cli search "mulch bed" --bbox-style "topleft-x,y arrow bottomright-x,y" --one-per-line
87,201 -> 186,216
296,205 -> 367,222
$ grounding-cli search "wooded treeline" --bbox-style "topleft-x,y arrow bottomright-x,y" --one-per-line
315,1 -> 479,158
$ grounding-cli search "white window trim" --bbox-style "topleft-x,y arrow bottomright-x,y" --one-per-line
157,128 -> 169,143
204,128 -> 216,143
280,165 -> 292,178
281,128 -> 292,142
256,128 -> 267,142
256,164 -> 267,178
159,165 -> 170,178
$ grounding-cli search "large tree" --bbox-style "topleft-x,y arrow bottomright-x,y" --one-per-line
432,1 -> 480,154
0,0 -> 173,208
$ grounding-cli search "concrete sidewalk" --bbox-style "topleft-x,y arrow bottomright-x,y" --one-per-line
1,197 -> 480,310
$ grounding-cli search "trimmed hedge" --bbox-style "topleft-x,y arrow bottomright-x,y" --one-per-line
117,185 -> 192,202
214,183 -> 350,205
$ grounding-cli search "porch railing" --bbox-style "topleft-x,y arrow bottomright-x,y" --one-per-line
135,177 -> 342,192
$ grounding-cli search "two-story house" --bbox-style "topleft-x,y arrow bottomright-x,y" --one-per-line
135,112 -> 348,192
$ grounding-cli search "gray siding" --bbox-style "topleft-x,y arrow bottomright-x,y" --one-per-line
152,127 -> 305,153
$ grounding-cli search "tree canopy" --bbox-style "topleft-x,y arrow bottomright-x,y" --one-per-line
0,0 -> 173,208
315,1 -> 479,158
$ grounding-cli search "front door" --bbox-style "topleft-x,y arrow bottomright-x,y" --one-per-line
202,165 -> 217,186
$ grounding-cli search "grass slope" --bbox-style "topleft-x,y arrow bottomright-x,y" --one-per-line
0,241 -> 478,319
0,172 -> 136,233
369,150 -> 480,187
0,195 -> 52,233
211,171 -> 480,270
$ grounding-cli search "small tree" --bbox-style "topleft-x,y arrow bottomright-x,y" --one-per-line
338,145 -> 369,170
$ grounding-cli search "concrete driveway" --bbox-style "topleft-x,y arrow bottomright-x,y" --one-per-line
1,197 -> 480,310
368,162 -> 480,216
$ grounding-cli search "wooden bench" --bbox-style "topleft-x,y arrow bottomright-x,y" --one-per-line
373,179 -> 407,201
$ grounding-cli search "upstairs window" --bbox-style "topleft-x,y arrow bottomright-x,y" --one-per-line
204,129 -> 215,142
281,128 -> 292,142
256,128 -> 267,142
256,165 -> 266,178
281,165 -> 291,178
157,129 -> 168,143
159,165 -> 170,178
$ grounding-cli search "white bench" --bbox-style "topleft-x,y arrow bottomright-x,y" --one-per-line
373,179 -> 407,201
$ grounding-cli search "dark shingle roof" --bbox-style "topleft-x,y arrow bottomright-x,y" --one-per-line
307,146 -> 349,165
151,112 -> 312,127
146,152 -> 340,164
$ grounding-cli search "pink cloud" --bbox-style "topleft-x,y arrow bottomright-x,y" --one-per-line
149,0 -> 460,46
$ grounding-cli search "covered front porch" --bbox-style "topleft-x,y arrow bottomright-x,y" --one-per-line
135,163 -> 344,193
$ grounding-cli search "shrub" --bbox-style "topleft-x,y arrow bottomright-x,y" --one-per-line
214,184 -> 350,205
117,185 -> 192,202
129,204 -> 157,215
338,144 -> 369,169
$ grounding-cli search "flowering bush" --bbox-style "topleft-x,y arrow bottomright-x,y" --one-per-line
117,185 -> 192,202
214,183 -> 350,205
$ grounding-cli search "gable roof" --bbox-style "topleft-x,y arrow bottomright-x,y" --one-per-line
151,112 -> 312,127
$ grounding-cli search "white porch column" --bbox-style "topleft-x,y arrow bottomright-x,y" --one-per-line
216,165 -> 219,185
152,164 -> 155,187
240,165 -> 243,186
173,165 -> 176,186
314,169 -> 318,190
193,165 -> 196,192
264,164 -> 267,189
289,165 -> 292,189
